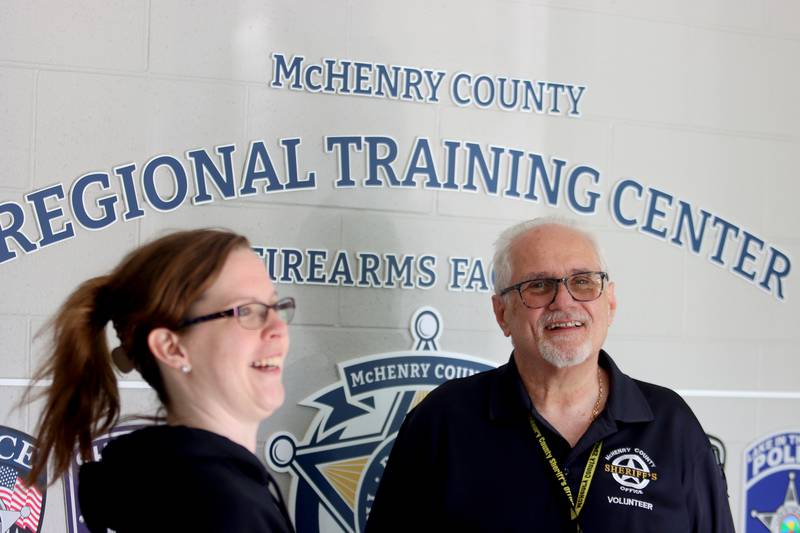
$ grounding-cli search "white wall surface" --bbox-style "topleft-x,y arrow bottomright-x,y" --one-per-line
1,1 -> 798,531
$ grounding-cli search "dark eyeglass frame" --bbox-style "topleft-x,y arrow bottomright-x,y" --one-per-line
178,297 -> 295,329
499,271 -> 608,309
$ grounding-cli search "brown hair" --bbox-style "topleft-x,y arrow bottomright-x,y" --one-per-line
26,228 -> 250,485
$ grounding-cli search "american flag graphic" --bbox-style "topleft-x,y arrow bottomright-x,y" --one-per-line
0,464 -> 42,532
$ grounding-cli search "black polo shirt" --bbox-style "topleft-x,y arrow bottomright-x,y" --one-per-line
366,351 -> 734,533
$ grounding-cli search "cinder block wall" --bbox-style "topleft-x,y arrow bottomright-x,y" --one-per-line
1,1 -> 798,531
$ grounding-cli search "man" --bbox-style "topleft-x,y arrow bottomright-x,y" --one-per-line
366,218 -> 734,532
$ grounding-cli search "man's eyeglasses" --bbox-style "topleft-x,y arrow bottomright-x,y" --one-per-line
500,272 -> 608,309
179,297 -> 296,330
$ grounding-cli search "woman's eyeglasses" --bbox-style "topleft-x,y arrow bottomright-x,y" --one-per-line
178,297 -> 295,329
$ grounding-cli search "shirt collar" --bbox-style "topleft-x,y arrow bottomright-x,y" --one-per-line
488,350 -> 654,424
488,354 -> 529,423
600,350 -> 654,423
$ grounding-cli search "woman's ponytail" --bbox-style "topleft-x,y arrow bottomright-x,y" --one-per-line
26,276 -> 120,485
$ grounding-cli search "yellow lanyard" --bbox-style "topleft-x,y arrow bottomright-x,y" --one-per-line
528,415 -> 602,531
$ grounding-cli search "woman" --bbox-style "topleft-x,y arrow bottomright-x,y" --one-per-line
27,229 -> 296,532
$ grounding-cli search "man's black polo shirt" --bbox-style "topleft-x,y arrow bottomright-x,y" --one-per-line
366,351 -> 734,532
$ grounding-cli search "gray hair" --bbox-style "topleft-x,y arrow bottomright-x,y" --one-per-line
491,216 -> 607,295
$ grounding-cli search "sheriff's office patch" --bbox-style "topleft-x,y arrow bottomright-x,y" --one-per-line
0,426 -> 46,533
266,307 -> 496,532
744,430 -> 800,532
601,445 -> 658,513
63,425 -> 142,533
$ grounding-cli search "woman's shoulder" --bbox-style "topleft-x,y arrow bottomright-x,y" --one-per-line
84,425 -> 269,499
80,425 -> 293,532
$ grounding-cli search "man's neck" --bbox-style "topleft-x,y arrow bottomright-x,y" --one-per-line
515,351 -> 606,447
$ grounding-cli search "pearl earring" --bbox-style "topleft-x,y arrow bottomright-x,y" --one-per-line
180,363 -> 192,374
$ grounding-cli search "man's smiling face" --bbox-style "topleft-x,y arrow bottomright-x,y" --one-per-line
496,224 -> 616,369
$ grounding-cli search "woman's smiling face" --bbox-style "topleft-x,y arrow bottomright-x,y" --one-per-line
178,246 -> 290,424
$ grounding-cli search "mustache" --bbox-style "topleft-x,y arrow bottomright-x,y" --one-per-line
537,311 -> 591,328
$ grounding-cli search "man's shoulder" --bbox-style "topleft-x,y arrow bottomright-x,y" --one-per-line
407,363 -> 504,420
629,377 -> 710,443
428,362 -> 502,398
632,377 -> 680,400
631,377 -> 691,413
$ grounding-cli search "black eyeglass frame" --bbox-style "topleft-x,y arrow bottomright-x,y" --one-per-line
178,297 -> 296,329
499,271 -> 608,309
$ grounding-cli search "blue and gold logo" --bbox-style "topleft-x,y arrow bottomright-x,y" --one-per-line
266,307 -> 495,532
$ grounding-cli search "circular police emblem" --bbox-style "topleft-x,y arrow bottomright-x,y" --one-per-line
0,426 -> 47,533
745,431 -> 800,532
266,307 -> 496,532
